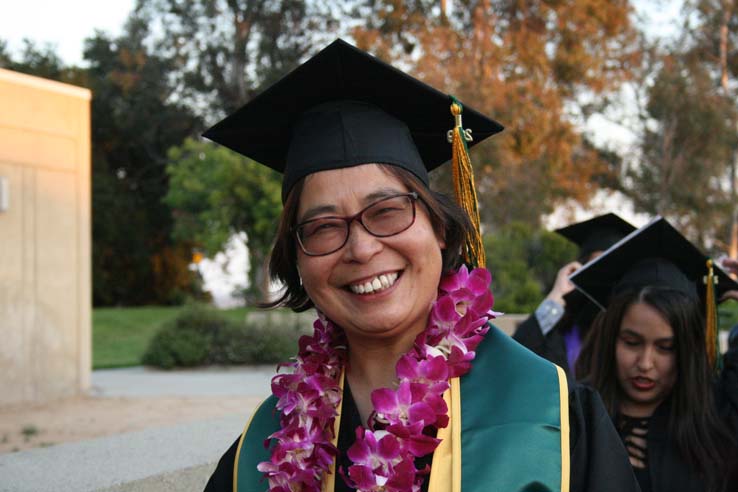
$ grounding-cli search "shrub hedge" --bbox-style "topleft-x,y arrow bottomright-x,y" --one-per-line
143,305 -> 302,368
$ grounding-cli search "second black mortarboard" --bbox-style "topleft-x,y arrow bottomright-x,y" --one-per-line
555,213 -> 636,261
202,39 -> 504,202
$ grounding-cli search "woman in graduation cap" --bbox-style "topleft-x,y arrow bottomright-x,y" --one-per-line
514,213 -> 636,376
202,39 -> 638,492
573,217 -> 738,492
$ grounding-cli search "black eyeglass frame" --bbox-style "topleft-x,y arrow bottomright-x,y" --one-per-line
294,192 -> 419,256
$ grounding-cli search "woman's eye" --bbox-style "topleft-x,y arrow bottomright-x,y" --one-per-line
657,344 -> 674,352
303,221 -> 341,237
373,206 -> 401,217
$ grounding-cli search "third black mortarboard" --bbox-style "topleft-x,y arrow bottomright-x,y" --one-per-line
569,216 -> 737,310
555,213 -> 636,261
202,39 -> 504,202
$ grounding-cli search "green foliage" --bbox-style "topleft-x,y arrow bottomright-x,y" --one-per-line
93,306 -> 183,368
0,35 -> 197,306
0,28 -> 203,306
719,300 -> 738,332
211,323 -> 299,365
83,16 -> 204,306
142,305 -> 301,368
165,138 -> 282,300
485,222 -> 577,313
93,305 -> 251,369
628,55 -> 738,245
620,1 -> 738,250
143,305 -> 231,368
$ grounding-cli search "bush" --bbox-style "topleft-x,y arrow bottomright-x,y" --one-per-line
142,305 -> 231,368
211,323 -> 301,365
485,222 -> 577,313
143,304 -> 302,368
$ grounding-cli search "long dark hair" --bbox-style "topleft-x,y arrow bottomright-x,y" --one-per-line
576,286 -> 735,489
262,164 -> 473,311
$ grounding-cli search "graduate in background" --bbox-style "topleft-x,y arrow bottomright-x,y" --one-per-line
573,217 -> 738,492
514,213 -> 635,376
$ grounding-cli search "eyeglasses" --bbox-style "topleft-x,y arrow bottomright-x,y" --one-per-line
295,192 -> 419,256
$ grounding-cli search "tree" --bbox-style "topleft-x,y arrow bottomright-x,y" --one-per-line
128,1 -> 349,302
0,34 -> 203,305
133,0 -> 345,115
626,54 -> 737,245
485,222 -> 577,313
619,1 -> 738,249
165,138 -> 282,301
85,16 -> 204,305
350,0 -> 641,228
686,0 -> 738,253
0,38 -> 87,86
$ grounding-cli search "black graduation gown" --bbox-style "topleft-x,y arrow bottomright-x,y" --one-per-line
622,346 -> 738,492
204,382 -> 639,492
513,314 -> 571,374
513,291 -> 602,378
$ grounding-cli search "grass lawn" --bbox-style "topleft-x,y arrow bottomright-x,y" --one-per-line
92,300 -> 738,370
92,305 -> 250,369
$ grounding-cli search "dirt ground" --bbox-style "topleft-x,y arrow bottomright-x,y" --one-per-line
0,395 -> 261,454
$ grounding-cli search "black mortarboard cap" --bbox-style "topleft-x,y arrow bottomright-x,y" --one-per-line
202,39 -> 504,201
569,216 -> 738,310
555,213 -> 636,261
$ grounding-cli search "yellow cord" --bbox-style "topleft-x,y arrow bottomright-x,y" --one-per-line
450,101 -> 486,268
705,259 -> 718,371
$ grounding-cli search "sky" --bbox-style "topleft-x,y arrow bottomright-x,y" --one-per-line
1,0 -> 136,66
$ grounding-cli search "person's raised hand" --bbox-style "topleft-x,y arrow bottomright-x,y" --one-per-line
545,261 -> 583,307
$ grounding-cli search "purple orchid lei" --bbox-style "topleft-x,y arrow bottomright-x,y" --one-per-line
258,266 -> 498,492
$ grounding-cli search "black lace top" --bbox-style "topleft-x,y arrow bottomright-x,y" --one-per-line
617,414 -> 652,492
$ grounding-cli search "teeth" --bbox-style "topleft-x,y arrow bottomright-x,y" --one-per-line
349,272 -> 399,295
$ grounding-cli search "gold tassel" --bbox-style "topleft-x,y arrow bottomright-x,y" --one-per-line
704,259 -> 720,372
449,99 -> 485,268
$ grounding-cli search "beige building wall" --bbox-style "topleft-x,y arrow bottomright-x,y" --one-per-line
0,69 -> 91,406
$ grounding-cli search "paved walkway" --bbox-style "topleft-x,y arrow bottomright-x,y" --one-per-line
91,365 -> 275,397
0,366 -> 275,492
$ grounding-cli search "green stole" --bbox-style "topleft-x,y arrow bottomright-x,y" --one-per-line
234,325 -> 570,492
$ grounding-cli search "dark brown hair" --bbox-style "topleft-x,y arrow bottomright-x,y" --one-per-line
576,286 -> 736,490
261,164 -> 473,311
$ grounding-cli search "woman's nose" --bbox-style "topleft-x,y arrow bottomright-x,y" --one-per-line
343,220 -> 383,262
636,347 -> 655,371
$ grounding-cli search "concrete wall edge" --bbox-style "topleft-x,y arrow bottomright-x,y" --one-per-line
0,68 -> 91,100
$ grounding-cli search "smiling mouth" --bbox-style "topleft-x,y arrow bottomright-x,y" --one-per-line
348,272 -> 400,295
